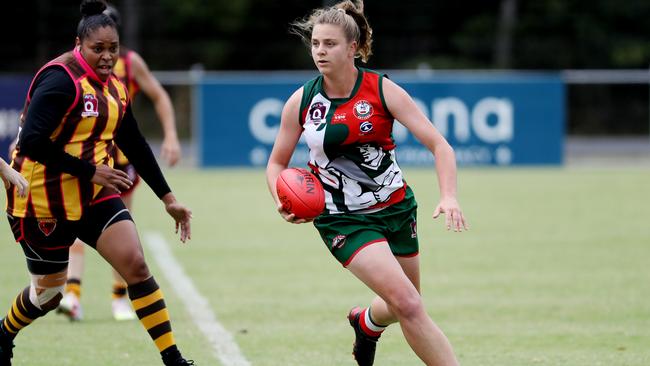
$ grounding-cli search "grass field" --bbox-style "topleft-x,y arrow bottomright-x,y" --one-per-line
1,167 -> 649,366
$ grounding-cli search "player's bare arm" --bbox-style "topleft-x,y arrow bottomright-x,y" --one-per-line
383,77 -> 468,232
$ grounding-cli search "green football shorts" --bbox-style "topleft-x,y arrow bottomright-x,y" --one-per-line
313,187 -> 419,267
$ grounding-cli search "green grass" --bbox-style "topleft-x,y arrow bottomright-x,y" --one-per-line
1,167 -> 649,365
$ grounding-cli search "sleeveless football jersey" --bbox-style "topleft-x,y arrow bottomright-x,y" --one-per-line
299,68 -> 407,214
7,48 -> 129,220
113,48 -> 140,97
112,48 -> 140,166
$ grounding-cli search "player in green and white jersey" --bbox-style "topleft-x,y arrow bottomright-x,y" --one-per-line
266,1 -> 468,365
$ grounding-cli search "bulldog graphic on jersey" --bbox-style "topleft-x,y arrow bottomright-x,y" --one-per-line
320,144 -> 402,211
299,69 -> 407,214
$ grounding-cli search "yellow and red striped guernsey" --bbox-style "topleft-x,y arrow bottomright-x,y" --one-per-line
112,48 -> 139,166
6,48 -> 129,220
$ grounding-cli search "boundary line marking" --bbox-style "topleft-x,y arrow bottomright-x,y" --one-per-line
144,231 -> 251,366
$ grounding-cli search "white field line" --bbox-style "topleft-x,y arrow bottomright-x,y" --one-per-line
144,232 -> 251,366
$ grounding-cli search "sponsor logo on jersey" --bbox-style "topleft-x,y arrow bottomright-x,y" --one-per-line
353,100 -> 373,120
360,121 -> 373,134
332,234 -> 347,250
333,113 -> 347,122
37,218 -> 57,237
81,94 -> 99,117
308,102 -> 327,125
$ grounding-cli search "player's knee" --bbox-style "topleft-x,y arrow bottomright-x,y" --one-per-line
130,262 -> 150,282
122,252 -> 151,283
30,285 -> 65,312
390,291 -> 423,320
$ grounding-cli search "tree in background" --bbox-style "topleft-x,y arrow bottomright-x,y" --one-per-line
4,0 -> 650,72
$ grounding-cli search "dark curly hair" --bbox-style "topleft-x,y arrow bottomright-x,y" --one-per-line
76,0 -> 116,41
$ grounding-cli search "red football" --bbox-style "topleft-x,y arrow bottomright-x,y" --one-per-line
276,168 -> 325,220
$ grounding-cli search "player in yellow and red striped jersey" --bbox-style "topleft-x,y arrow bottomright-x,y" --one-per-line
58,3 -> 183,323
0,1 -> 193,365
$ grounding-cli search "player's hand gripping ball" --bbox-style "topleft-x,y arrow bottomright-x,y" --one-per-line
276,168 -> 325,220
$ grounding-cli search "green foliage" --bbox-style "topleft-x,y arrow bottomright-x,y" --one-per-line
159,0 -> 252,33
8,0 -> 650,71
514,0 -> 650,68
611,41 -> 650,66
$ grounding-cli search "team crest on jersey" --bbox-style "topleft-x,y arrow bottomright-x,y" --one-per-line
81,94 -> 99,117
37,218 -> 57,237
332,234 -> 347,250
308,102 -> 327,125
353,100 -> 373,120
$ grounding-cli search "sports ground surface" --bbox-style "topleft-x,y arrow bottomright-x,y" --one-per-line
0,166 -> 648,365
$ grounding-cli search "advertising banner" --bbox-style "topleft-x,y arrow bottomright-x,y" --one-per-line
198,71 -> 564,167
0,76 -> 29,161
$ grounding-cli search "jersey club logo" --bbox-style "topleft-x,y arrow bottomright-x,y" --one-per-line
81,94 -> 99,117
332,234 -> 347,250
37,218 -> 57,237
353,100 -> 373,120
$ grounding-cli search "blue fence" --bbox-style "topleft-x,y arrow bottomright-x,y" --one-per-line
198,71 -> 564,167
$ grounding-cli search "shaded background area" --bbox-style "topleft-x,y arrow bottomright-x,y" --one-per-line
2,0 -> 650,137
7,0 -> 650,71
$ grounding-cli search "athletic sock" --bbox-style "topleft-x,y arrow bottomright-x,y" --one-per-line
65,279 -> 82,298
112,281 -> 128,300
360,307 -> 386,338
0,288 -> 48,340
128,276 -> 176,353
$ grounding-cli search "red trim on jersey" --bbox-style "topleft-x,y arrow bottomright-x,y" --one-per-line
124,50 -> 140,96
54,62 -> 81,118
395,251 -> 419,258
343,238 -> 385,267
39,245 -> 72,251
119,175 -> 141,197
24,59 -> 80,115
66,75 -> 81,118
74,48 -> 107,85
90,194 -> 121,206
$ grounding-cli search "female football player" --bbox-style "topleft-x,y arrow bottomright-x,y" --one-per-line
0,1 -> 194,365
266,1 -> 467,365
